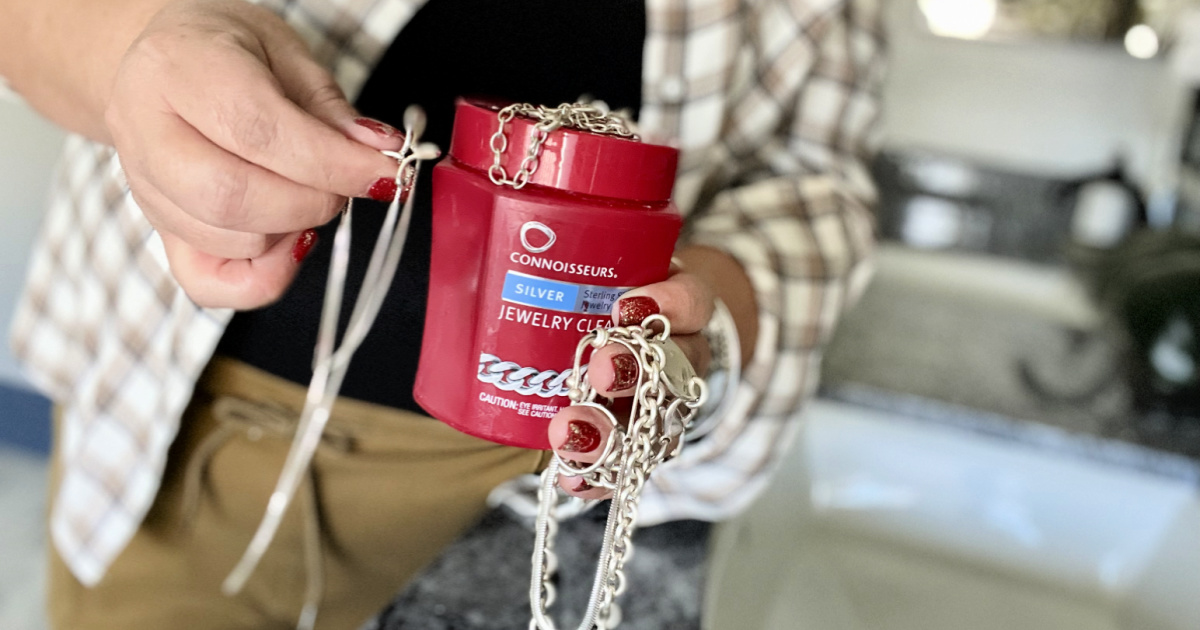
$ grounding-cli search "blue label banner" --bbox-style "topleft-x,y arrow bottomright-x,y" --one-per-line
501,271 -> 631,315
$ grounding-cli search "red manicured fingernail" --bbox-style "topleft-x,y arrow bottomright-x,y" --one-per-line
355,117 -> 402,138
617,296 -> 660,327
562,420 -> 601,453
367,177 -> 398,202
291,229 -> 318,263
610,353 -> 639,391
573,479 -> 593,492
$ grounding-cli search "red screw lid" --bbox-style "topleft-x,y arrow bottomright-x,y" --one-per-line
448,98 -> 679,203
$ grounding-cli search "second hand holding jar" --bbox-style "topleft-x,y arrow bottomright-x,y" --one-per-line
415,100 -> 682,449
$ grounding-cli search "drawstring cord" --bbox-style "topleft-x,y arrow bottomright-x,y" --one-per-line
217,106 -> 439,630
180,397 -> 356,630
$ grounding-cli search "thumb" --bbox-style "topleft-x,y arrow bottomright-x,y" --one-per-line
270,47 -> 406,152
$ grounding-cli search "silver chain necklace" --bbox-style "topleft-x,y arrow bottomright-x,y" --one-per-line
529,316 -> 708,630
489,102 -> 638,190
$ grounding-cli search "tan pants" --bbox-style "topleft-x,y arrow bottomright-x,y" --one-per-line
47,357 -> 550,630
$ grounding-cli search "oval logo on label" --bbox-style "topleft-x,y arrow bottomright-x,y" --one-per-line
520,222 -> 556,254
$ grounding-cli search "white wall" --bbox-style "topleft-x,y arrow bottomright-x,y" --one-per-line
0,98 -> 64,387
880,1 -> 1190,190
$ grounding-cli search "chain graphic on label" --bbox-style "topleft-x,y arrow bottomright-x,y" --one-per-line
476,353 -> 584,398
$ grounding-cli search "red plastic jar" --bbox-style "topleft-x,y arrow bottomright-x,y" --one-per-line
414,99 -> 682,449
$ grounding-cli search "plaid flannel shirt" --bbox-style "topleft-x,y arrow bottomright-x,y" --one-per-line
11,0 -> 884,586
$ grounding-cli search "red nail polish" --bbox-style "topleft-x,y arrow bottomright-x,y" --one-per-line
573,479 -> 593,492
617,296 -> 660,327
610,353 -> 639,391
355,117 -> 401,138
291,229 -> 318,263
561,420 -> 601,453
367,177 -> 398,202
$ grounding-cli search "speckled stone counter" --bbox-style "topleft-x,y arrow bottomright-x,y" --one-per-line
820,246 -> 1200,482
361,508 -> 710,630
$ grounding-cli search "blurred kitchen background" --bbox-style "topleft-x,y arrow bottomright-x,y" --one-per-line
4,0 -> 1200,628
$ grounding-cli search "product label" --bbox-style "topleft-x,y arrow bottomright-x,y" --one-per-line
508,252 -> 617,279
501,270 -> 632,316
478,392 -> 561,419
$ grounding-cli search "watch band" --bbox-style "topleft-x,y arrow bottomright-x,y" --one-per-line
685,295 -> 741,443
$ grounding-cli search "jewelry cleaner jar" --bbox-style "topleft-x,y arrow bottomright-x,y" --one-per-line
414,99 -> 682,449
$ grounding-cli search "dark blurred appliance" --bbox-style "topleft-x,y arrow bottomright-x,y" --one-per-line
1094,230 -> 1200,419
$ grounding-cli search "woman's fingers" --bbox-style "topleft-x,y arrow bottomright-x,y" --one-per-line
585,334 -> 711,398
171,45 -> 397,199
556,268 -> 718,496
119,16 -> 399,202
123,110 -> 348,234
127,177 -> 293,261
582,270 -> 715,397
548,405 -> 612,462
552,331 -> 709,499
547,405 -> 617,499
107,0 -> 407,232
611,271 -> 714,334
102,1 -> 414,311
159,228 -> 313,310
266,39 -> 407,152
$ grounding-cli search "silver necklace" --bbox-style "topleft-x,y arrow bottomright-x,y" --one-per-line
489,102 -> 637,190
530,316 -> 708,630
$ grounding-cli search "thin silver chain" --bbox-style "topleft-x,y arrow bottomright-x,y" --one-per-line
530,315 -> 707,630
489,103 -> 638,189
223,107 -> 439,630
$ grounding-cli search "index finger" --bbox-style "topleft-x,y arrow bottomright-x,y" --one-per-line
612,271 -> 714,334
165,40 -> 397,199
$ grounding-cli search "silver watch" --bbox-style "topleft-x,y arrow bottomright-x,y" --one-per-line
685,296 -> 741,442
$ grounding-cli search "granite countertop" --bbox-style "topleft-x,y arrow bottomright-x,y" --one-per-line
362,507 -> 710,630
820,245 -> 1200,483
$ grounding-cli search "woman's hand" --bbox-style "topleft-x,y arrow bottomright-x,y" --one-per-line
545,246 -> 758,499
104,0 -> 404,308
4,0 -> 408,309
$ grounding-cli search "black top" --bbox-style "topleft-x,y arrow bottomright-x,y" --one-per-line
217,0 -> 646,413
